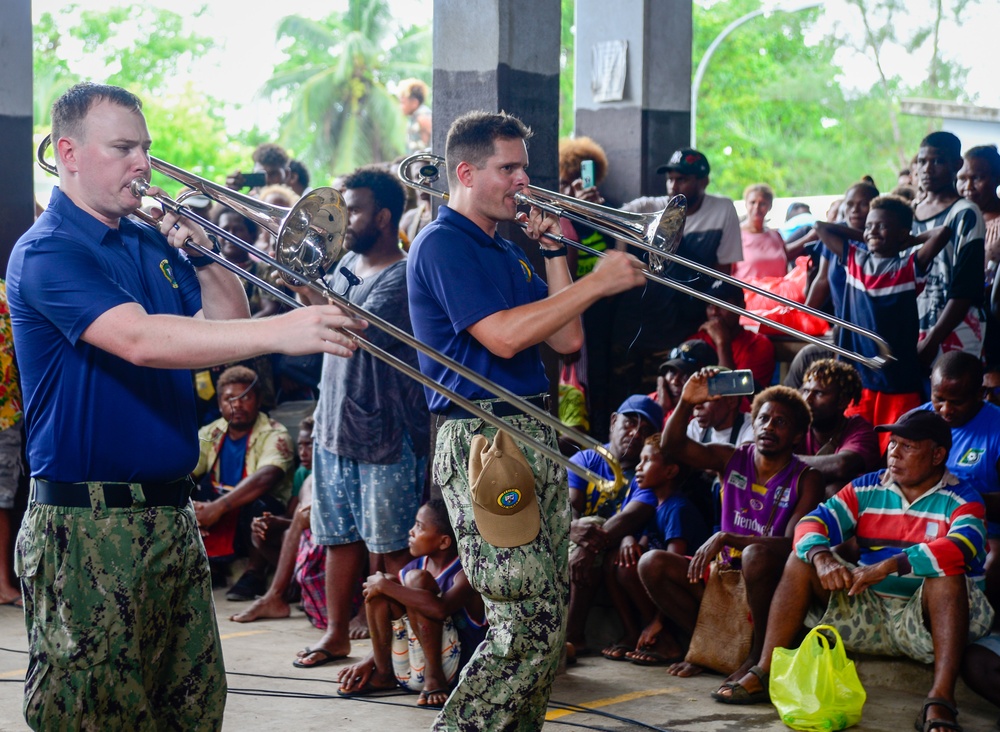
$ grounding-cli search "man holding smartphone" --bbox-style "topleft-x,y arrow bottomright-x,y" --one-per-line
226,142 -> 292,193
638,370 -> 823,680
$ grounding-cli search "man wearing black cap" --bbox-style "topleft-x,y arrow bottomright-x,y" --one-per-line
610,148 -> 743,409
715,409 -> 993,732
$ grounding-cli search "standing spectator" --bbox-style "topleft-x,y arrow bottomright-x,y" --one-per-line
734,183 -> 789,280
0,280 -> 22,608
911,131 -> 986,367
398,78 -> 432,152
191,365 -> 295,598
814,197 -> 951,446
226,142 -> 292,193
294,166 -> 430,669
615,148 -> 743,403
957,145 -> 1000,368
8,82 -> 361,730
288,159 -> 311,196
557,135 -> 618,439
406,110 -> 645,730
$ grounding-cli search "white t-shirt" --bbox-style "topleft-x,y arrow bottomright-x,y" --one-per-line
623,192 -> 743,267
686,415 -> 755,446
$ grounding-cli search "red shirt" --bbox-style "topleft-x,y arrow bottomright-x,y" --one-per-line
692,328 -> 775,389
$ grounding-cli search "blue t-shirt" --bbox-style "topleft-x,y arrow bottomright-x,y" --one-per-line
7,187 -> 203,481
406,206 -> 549,413
646,494 -> 710,551
919,400 -> 1000,536
567,445 -> 654,518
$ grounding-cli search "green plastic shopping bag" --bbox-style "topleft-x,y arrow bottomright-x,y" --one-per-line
769,624 -> 866,731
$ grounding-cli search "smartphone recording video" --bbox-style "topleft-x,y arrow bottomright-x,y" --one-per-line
707,369 -> 755,397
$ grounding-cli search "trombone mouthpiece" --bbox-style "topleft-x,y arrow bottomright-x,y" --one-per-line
129,179 -> 150,197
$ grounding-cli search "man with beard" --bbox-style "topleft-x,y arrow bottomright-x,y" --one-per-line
918,349 -> 1000,614
293,166 -> 431,668
562,394 -> 663,658
796,359 -> 880,498
637,372 -> 823,680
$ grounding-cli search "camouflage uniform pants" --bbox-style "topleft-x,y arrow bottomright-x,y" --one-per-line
15,482 -> 226,731
431,411 -> 570,732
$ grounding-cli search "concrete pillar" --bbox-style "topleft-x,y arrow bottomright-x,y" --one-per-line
0,1 -> 35,272
430,0 -> 563,428
574,0 -> 692,205
432,0 -> 561,197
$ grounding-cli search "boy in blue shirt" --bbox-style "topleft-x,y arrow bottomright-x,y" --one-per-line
608,434 -> 708,665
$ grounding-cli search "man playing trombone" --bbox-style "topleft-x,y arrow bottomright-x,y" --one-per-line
406,110 -> 645,730
7,82 -> 363,731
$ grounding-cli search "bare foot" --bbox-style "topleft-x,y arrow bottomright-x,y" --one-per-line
336,657 -> 395,694
666,661 -> 704,677
349,609 -> 370,640
229,593 -> 290,623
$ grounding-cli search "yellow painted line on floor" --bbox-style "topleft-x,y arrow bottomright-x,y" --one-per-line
0,668 -> 26,678
545,686 -> 682,720
219,629 -> 270,640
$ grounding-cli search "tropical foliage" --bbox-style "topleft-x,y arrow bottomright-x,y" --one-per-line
262,0 -> 432,178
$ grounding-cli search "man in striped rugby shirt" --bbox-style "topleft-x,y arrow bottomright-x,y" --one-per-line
714,409 -> 992,732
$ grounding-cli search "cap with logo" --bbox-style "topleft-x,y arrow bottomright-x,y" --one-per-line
656,148 -> 711,177
615,394 -> 664,428
659,339 -> 718,377
468,430 -> 539,547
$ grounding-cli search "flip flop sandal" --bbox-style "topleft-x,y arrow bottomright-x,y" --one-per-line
711,665 -> 770,705
292,647 -> 347,669
914,697 -> 962,732
601,643 -> 633,661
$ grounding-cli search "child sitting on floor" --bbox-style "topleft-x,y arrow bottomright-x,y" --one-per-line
604,434 -> 709,665
336,500 -> 487,708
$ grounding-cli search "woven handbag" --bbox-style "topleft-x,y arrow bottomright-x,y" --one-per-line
684,562 -> 753,675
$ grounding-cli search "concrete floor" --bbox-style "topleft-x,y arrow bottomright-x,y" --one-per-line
1,592 -> 999,732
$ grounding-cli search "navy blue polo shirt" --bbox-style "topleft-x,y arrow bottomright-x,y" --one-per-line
7,187 -> 203,482
406,206 -> 549,413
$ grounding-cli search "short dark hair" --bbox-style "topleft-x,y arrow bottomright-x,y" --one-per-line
802,359 -> 863,407
341,165 -> 407,230
869,194 -> 914,231
422,499 -> 455,543
253,143 -> 290,169
51,82 -> 143,142
845,181 -> 879,200
751,385 -> 812,434
289,159 -> 310,188
445,111 -> 532,189
217,365 -> 260,395
920,131 -> 962,161
965,145 -> 1000,180
299,415 -> 315,433
211,208 -> 259,244
933,349 -> 983,387
709,279 -> 744,305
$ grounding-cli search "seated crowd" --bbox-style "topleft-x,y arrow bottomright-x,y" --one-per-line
159,129 -> 1000,728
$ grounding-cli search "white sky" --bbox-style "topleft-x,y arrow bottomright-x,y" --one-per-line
31,0 -> 1000,131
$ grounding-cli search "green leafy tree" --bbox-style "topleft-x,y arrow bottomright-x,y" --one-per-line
262,0 -> 432,179
32,4 -> 249,198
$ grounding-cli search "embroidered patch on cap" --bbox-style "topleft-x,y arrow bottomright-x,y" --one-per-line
497,489 -> 522,509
